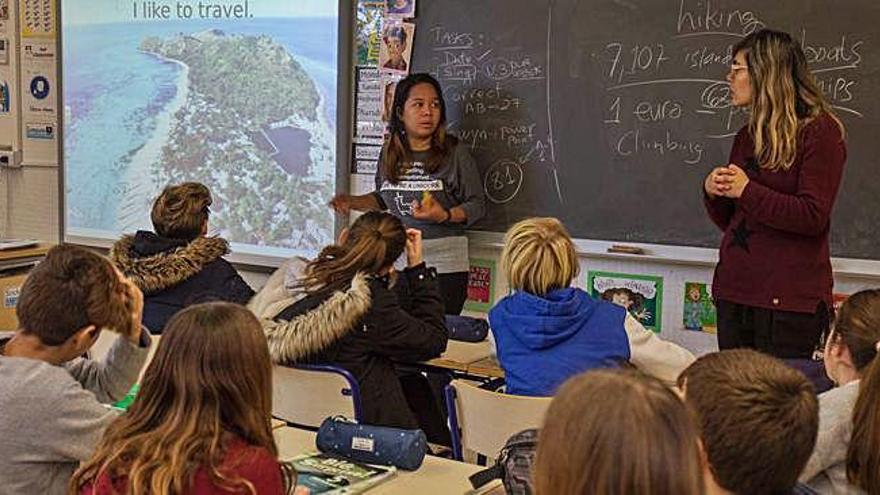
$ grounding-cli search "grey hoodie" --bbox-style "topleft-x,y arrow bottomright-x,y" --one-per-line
0,330 -> 150,495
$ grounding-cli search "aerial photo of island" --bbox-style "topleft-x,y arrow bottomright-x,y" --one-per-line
63,1 -> 338,255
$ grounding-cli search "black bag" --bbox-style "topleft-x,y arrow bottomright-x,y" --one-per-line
468,429 -> 538,495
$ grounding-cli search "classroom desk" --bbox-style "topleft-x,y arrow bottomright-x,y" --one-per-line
464,356 -> 504,379
424,340 -> 494,373
275,426 -> 491,494
422,340 -> 504,379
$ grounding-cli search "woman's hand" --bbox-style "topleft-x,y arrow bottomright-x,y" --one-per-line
721,164 -> 750,198
404,228 -> 423,267
704,165 -> 739,198
411,194 -> 448,223
328,194 -> 353,214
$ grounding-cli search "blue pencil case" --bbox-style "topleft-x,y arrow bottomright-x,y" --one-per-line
316,416 -> 428,471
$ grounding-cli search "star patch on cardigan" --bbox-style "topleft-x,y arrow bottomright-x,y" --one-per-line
731,220 -> 752,252
744,157 -> 759,174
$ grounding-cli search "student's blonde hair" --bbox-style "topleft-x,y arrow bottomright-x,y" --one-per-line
500,217 -> 578,296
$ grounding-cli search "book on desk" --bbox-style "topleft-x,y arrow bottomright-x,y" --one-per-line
286,452 -> 397,494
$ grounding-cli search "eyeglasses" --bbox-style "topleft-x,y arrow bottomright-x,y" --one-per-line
729,64 -> 749,74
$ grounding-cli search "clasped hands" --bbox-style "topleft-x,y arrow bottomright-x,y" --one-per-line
704,164 -> 750,199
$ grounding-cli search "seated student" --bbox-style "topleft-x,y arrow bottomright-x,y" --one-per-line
679,349 -> 819,495
72,302 -> 295,495
801,289 -> 880,494
111,182 -> 254,332
533,369 -> 704,495
0,245 -> 151,495
489,217 -> 694,396
248,211 -> 448,433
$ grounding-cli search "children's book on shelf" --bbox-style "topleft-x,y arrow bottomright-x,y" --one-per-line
287,452 -> 397,494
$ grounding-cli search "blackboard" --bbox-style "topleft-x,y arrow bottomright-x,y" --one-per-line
411,0 -> 880,260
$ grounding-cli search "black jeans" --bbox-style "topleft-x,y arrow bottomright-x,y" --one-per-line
716,300 -> 830,359
438,271 -> 469,315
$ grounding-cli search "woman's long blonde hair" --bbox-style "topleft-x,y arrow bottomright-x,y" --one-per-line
533,369 -> 705,495
734,29 -> 844,171
70,303 -> 290,495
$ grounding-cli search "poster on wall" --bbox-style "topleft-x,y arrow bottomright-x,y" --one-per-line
464,259 -> 496,313
19,0 -> 58,165
20,0 -> 55,38
354,66 -> 384,142
587,271 -> 664,333
352,142 -> 381,174
385,0 -> 415,18
682,282 -> 717,333
356,0 -> 384,66
378,20 -> 414,75
62,1 -> 340,260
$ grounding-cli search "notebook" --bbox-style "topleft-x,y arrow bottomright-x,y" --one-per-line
286,452 -> 397,494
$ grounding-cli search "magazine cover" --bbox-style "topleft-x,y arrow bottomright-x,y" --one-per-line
682,282 -> 717,333
289,452 -> 396,494
587,271 -> 664,333
356,0 -> 385,66
385,0 -> 415,18
464,259 -> 496,313
378,20 -> 415,75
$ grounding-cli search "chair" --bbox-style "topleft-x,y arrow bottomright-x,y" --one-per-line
272,363 -> 363,430
445,379 -> 552,462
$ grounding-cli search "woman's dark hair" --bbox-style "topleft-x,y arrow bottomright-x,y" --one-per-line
381,73 -> 458,183
296,211 -> 407,294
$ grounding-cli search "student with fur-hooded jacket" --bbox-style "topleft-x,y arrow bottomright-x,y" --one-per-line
248,211 -> 448,431
111,182 -> 254,333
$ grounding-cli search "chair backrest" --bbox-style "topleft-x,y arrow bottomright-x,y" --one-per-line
272,363 -> 363,429
445,379 -> 552,461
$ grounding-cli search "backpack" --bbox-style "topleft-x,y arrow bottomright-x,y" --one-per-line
468,429 -> 538,495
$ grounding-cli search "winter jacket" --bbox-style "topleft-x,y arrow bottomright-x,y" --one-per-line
489,288 -> 695,396
111,231 -> 254,333
248,257 -> 448,429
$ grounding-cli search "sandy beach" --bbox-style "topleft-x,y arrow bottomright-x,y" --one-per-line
116,51 -> 190,231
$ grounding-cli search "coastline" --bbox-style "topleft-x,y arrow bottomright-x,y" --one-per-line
116,50 -> 190,231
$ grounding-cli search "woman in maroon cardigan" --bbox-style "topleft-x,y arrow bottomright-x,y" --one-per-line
703,29 -> 846,359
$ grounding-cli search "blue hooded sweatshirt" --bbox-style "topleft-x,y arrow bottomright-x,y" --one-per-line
489,287 -> 630,397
